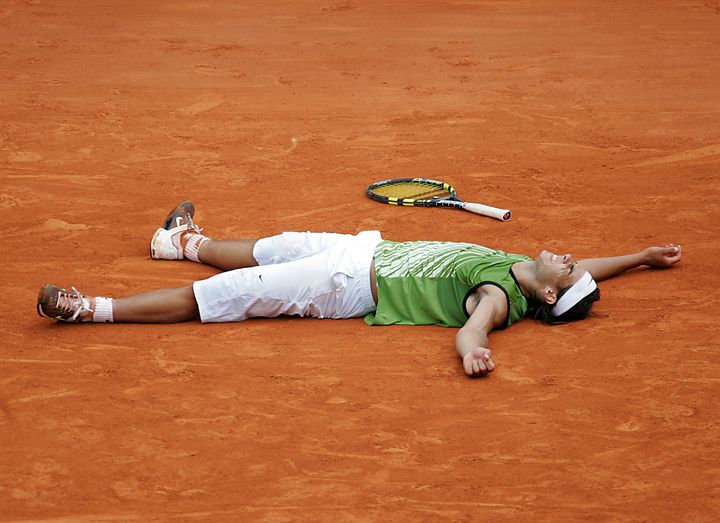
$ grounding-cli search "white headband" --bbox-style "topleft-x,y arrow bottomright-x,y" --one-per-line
551,271 -> 597,317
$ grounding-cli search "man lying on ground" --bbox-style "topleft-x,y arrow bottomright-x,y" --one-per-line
37,201 -> 682,377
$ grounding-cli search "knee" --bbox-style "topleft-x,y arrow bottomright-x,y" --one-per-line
180,285 -> 200,321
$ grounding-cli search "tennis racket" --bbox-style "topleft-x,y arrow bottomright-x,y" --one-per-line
367,178 -> 511,221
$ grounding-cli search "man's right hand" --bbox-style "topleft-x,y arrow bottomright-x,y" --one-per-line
463,347 -> 496,377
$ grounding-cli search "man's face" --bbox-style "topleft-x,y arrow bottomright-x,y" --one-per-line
535,250 -> 588,291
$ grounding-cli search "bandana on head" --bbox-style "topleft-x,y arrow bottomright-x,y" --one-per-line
551,271 -> 597,317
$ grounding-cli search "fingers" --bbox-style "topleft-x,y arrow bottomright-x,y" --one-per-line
472,358 -> 488,375
647,244 -> 682,268
463,355 -> 473,375
662,244 -> 682,264
463,351 -> 496,376
485,355 -> 496,373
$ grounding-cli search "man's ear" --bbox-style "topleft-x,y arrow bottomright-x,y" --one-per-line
543,287 -> 557,305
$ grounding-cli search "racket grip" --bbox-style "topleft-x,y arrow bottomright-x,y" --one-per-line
463,202 -> 512,221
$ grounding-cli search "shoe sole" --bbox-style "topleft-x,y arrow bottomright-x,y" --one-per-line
162,201 -> 195,230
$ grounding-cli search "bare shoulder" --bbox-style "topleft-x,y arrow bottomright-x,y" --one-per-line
475,284 -> 507,300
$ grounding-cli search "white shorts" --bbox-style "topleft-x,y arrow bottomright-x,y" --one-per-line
192,231 -> 382,322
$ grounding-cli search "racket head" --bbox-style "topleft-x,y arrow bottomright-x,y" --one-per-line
367,178 -> 458,207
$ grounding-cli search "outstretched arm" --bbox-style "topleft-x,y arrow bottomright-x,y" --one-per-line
577,244 -> 682,282
456,285 -> 507,377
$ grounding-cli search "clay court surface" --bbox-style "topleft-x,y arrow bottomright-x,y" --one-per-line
2,0 -> 720,521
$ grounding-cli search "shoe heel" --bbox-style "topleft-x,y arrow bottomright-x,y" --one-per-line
150,227 -> 164,259
37,284 -> 51,318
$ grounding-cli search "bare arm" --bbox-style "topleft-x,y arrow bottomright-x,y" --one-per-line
456,285 -> 507,377
577,244 -> 682,282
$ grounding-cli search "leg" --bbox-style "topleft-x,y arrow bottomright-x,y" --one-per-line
150,201 -> 261,270
194,236 -> 379,323
112,285 -> 199,323
151,201 -> 377,272
37,230 -> 381,323
194,233 -> 368,272
197,232 -> 370,271
196,239 -> 259,271
37,283 -> 200,323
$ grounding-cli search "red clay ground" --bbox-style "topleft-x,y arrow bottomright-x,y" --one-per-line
2,1 -> 719,521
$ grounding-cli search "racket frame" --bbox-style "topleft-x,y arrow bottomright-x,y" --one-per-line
367,177 -> 511,221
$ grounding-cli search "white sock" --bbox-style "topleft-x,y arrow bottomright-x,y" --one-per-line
184,234 -> 210,263
93,297 -> 114,323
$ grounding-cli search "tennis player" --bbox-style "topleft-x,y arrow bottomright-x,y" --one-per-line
37,201 -> 682,376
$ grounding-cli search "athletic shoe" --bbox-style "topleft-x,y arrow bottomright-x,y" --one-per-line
37,284 -> 92,322
162,200 -> 195,230
150,201 -> 202,260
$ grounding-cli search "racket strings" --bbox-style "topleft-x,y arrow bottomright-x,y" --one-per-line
373,183 -> 450,200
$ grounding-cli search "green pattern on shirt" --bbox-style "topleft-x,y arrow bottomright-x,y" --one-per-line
364,240 -> 531,328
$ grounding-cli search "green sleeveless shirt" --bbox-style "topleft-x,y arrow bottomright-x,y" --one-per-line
364,240 -> 531,328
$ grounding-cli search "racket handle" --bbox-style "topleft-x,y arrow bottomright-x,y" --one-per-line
462,202 -> 512,221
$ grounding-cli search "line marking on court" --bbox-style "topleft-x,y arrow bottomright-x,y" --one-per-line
12,389 -> 80,403
631,144 -> 720,166
176,96 -> 225,115
0,358 -> 69,364
283,203 -> 355,220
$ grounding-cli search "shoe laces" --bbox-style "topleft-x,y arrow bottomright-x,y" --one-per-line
56,287 -> 93,321
173,213 -> 203,234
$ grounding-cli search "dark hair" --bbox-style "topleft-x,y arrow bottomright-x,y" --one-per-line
527,286 -> 601,326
